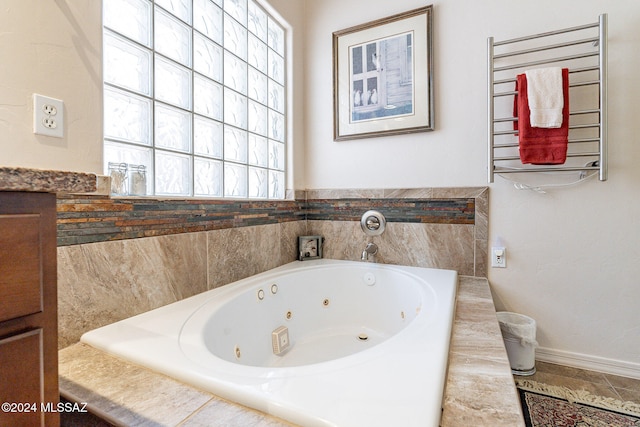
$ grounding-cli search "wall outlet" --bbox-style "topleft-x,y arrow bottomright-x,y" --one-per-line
491,246 -> 507,268
33,94 -> 64,138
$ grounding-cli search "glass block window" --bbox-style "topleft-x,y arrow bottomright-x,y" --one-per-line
103,0 -> 286,198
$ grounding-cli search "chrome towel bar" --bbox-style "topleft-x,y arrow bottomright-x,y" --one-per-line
487,14 -> 608,183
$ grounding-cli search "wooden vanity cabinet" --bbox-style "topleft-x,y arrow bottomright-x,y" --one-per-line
0,192 -> 59,427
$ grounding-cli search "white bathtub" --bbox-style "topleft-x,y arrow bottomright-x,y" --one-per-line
81,259 -> 458,427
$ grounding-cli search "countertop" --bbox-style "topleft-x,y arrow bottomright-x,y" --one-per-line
59,276 -> 524,426
0,166 -> 96,193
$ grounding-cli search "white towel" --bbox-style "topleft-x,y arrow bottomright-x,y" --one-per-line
525,67 -> 564,128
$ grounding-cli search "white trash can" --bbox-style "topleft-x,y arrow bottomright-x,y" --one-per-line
497,312 -> 537,376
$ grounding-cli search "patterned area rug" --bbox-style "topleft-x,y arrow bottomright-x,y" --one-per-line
516,379 -> 640,427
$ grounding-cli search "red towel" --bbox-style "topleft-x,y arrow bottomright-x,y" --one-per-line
514,68 -> 569,165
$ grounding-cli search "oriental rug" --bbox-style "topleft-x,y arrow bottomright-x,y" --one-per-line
516,379 -> 640,427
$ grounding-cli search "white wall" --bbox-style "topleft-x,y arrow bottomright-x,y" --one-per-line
303,0 -> 640,375
0,0 -> 102,173
262,0 -> 306,190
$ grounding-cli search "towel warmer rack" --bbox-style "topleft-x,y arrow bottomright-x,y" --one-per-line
487,14 -> 607,183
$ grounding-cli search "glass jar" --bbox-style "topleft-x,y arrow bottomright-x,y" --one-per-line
108,162 -> 128,195
128,164 -> 147,196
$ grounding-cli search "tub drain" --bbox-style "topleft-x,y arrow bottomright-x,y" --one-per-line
357,333 -> 368,341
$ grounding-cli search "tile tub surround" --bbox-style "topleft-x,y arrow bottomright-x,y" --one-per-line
57,187 -> 488,348
306,187 -> 488,277
57,221 -> 307,349
56,186 -> 487,269
309,220 -> 477,275
59,276 -> 523,427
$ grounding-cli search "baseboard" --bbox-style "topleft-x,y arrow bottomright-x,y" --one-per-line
536,346 -> 640,380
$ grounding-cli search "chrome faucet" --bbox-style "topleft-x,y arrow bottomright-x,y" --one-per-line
361,242 -> 378,262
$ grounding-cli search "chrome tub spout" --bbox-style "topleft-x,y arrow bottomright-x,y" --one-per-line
361,242 -> 378,261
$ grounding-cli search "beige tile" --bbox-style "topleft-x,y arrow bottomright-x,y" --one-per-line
305,188 -> 383,199
603,372 -> 640,393
206,222 -> 306,289
58,232 -> 208,348
179,398 -> 296,427
307,220 -> 475,274
442,277 -> 524,427
279,220 -> 308,262
381,188 -> 434,198
534,361 -> 609,384
379,223 -> 475,275
522,361 -> 624,401
517,361 -> 640,405
475,238 -> 488,277
442,368 -> 524,427
616,387 -> 640,404
305,187 -> 489,200
60,344 -> 297,427
430,187 -> 487,199
207,224 -> 283,289
307,220 -> 368,261
59,344 -> 212,427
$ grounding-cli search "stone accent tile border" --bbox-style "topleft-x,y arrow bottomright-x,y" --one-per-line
56,187 -> 488,248
305,198 -> 474,224
56,196 -> 304,246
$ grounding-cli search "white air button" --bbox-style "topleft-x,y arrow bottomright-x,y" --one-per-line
363,272 -> 376,286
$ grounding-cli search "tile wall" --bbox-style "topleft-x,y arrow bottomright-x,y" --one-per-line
305,187 -> 487,276
57,221 -> 305,348
57,187 -> 488,348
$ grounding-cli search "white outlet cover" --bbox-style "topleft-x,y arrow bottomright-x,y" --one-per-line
491,246 -> 507,268
33,94 -> 64,138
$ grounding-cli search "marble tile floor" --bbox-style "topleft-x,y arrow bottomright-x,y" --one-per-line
519,361 -> 640,404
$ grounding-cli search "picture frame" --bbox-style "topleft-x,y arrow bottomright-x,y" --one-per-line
332,6 -> 434,141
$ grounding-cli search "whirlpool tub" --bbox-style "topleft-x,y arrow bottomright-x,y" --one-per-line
81,259 -> 458,427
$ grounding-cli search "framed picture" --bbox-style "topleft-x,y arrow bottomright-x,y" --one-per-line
333,6 -> 434,141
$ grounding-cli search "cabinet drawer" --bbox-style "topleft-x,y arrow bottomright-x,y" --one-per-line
0,329 -> 44,427
0,215 -> 43,322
